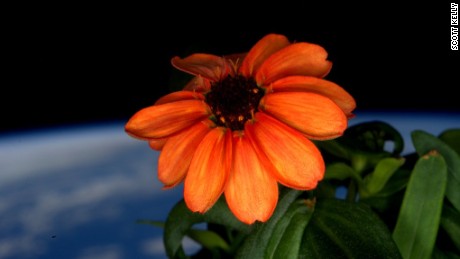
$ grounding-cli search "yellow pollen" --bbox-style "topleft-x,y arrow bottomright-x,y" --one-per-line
219,116 -> 226,123
252,88 -> 259,93
238,115 -> 244,121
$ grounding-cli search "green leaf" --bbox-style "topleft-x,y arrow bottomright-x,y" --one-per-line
373,168 -> 411,197
235,188 -> 302,258
265,200 -> 313,258
359,190 -> 404,216
439,129 -> 460,155
359,168 -> 410,213
300,199 -> 401,259
441,203 -> 460,251
201,197 -> 252,233
163,201 -> 201,258
272,208 -> 314,259
137,219 -> 230,252
431,247 -> 460,259
362,157 -> 405,198
164,197 -> 251,258
187,229 -> 230,252
392,151 -> 448,259
412,130 -> 460,212
315,139 -> 351,160
324,162 -> 362,183
264,200 -> 307,256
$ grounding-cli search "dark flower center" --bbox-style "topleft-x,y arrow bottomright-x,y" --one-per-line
205,75 -> 264,131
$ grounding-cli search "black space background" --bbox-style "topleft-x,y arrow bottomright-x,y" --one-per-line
2,3 -> 459,134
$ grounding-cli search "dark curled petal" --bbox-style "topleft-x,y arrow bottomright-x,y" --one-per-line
340,121 -> 404,155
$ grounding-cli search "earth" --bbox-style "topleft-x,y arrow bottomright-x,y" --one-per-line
0,111 -> 458,259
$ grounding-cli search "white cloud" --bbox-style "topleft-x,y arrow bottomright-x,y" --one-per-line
0,172 -> 158,258
141,237 -> 165,256
141,236 -> 201,258
0,236 -> 44,259
77,245 -> 124,259
0,123 -> 174,258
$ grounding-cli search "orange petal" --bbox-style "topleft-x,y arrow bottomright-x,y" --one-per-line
225,133 -> 278,224
270,76 -> 356,117
125,100 -> 210,139
155,91 -> 204,105
246,112 -> 324,190
260,92 -> 347,140
182,75 -> 212,93
171,54 -> 231,82
159,120 -> 213,188
149,138 -> 168,150
239,34 -> 290,78
255,42 -> 332,85
184,127 -> 232,213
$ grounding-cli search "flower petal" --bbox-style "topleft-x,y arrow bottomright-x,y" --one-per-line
270,76 -> 356,117
148,138 -> 167,150
255,42 -> 332,85
171,54 -> 231,82
246,112 -> 324,190
159,120 -> 213,189
182,75 -> 212,93
260,92 -> 347,140
239,34 -> 290,78
125,100 -> 210,139
155,91 -> 204,105
184,127 -> 232,213
225,133 -> 278,224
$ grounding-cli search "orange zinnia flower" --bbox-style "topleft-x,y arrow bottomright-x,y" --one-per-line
125,34 -> 356,224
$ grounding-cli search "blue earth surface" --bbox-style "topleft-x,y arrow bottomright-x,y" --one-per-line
0,111 -> 459,259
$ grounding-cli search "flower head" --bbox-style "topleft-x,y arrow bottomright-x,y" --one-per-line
125,34 -> 356,224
